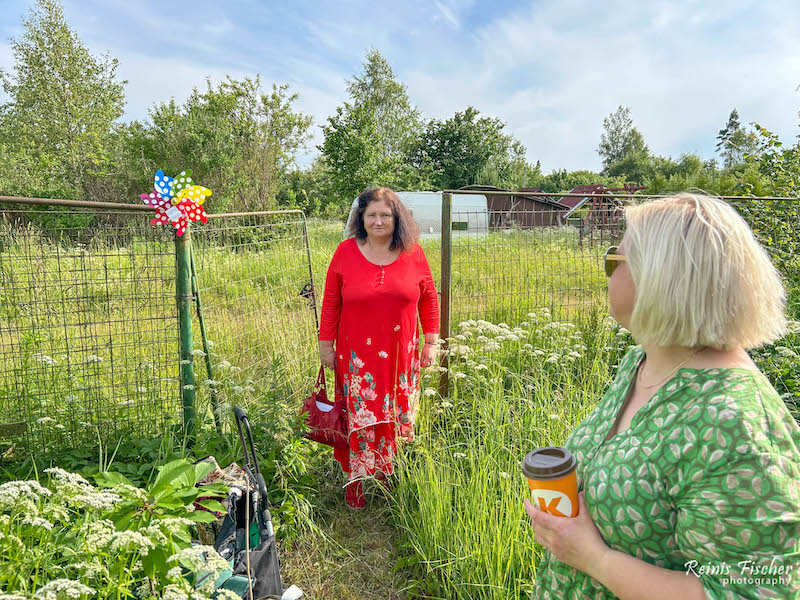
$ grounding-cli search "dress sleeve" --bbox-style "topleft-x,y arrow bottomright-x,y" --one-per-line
319,243 -> 344,341
416,245 -> 439,334
666,375 -> 800,599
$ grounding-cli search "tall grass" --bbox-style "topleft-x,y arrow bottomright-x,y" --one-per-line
390,309 -> 634,599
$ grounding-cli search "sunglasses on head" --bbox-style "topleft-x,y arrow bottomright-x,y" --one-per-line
604,246 -> 626,277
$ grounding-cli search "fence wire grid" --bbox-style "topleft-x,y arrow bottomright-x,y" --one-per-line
1,193 -> 798,456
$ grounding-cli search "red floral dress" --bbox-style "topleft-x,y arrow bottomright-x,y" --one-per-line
319,238 -> 439,483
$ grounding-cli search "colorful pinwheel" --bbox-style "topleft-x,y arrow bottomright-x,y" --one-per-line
140,169 -> 212,236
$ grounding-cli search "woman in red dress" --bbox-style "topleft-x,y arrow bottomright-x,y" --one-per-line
319,187 -> 440,508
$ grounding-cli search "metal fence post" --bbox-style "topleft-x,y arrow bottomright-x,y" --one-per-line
175,227 -> 197,442
439,192 -> 452,398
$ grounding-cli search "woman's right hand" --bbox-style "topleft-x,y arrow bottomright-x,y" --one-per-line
319,340 -> 336,369
321,350 -> 336,370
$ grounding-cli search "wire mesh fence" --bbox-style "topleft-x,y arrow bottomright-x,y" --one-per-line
0,201 -> 323,457
2,192 -> 797,455
440,192 -> 800,330
190,211 -> 322,423
0,203 -> 181,452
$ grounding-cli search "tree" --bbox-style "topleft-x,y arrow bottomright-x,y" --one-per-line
345,48 -> 423,161
597,106 -> 648,173
716,109 -> 759,169
320,50 -> 429,207
412,106 -> 527,190
117,76 -> 312,212
0,0 -> 125,199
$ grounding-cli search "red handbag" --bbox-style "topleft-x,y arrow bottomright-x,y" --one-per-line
299,367 -> 348,448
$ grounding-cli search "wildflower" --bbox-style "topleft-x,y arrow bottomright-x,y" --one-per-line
169,545 -> 230,576
545,355 -> 559,364
616,327 -> 630,336
775,346 -> 798,359
109,530 -> 156,555
216,360 -> 232,370
499,472 -> 511,480
475,363 -> 489,371
86,355 -> 103,363
484,342 -> 501,352
113,484 -> 149,503
34,353 -> 58,366
70,559 -> 106,578
548,413 -> 563,422
423,388 -> 437,397
440,401 -> 454,409
44,468 -> 90,487
22,516 -> 54,530
453,372 -> 467,379
498,322 -> 510,329
204,379 -> 221,387
453,452 -> 467,459
568,351 -> 582,358
534,349 -> 545,356
33,579 -> 96,599
476,335 -> 489,344
183,385 -> 196,391
166,566 -> 183,580
190,349 -> 206,358
217,590 -> 244,600
71,490 -> 121,510
151,517 -> 194,536
36,417 -> 56,425
180,359 -> 191,365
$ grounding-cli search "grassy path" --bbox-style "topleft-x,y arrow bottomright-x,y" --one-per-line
280,471 -> 410,599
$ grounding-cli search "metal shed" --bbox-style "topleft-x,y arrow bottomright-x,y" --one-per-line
345,191 -> 489,238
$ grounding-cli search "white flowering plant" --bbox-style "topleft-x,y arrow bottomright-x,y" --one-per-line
0,461 -> 229,599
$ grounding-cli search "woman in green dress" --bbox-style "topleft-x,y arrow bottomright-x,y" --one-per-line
524,193 -> 800,599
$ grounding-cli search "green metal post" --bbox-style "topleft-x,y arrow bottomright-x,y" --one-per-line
175,227 -> 197,443
190,248 -> 221,433
439,192 -> 452,398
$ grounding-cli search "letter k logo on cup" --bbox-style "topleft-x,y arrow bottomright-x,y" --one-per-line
522,447 -> 580,518
532,489 -> 573,518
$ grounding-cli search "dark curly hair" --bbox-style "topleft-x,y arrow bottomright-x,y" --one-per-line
346,187 -> 420,251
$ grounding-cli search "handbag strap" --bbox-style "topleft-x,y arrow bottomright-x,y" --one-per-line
315,365 -> 326,392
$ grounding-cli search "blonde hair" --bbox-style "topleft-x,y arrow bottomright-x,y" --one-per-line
624,193 -> 787,350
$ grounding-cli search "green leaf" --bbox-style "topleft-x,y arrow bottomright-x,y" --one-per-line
194,460 -> 215,483
93,471 -> 133,489
198,499 -> 227,513
188,510 -> 218,523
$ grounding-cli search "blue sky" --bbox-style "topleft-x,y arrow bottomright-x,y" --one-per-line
1,0 -> 799,173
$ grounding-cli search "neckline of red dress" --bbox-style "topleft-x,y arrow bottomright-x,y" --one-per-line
352,238 -> 403,267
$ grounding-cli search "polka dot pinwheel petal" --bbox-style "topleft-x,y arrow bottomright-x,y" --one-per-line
177,185 -> 212,205
140,190 -> 170,210
154,170 -> 173,200
179,197 -> 208,223
171,170 -> 193,196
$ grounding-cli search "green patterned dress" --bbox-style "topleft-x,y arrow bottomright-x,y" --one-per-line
533,346 -> 800,600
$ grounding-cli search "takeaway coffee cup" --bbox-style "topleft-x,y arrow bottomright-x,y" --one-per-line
522,447 -> 579,518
